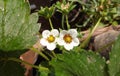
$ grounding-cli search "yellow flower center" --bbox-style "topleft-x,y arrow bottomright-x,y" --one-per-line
47,35 -> 55,43
63,34 -> 72,43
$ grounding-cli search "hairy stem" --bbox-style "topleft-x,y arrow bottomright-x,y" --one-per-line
30,47 -> 49,61
79,17 -> 102,49
51,51 -> 56,58
49,18 -> 54,29
62,14 -> 65,29
0,57 -> 49,71
65,15 -> 70,30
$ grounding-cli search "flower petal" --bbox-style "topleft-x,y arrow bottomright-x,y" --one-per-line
47,43 -> 56,50
72,38 -> 80,46
64,43 -> 73,50
68,29 -> 78,37
58,29 -> 79,51
60,30 -> 67,37
40,38 -> 48,46
42,30 -> 50,38
57,38 -> 64,45
51,29 -> 59,37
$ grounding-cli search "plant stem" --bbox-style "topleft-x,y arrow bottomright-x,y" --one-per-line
44,51 -> 54,58
91,18 -> 102,34
39,66 -> 49,71
79,17 -> 102,49
0,57 -> 49,71
30,47 -> 49,61
49,18 -> 54,29
62,14 -> 65,29
51,51 -> 56,58
65,15 -> 70,30
83,15 -> 93,27
0,57 -> 39,69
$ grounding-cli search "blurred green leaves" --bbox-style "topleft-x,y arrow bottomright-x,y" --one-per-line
68,0 -> 120,27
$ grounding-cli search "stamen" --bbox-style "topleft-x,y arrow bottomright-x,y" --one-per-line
47,35 -> 55,43
63,34 -> 72,43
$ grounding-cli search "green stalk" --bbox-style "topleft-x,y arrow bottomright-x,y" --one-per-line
62,14 -> 65,29
65,15 -> 70,30
39,66 -> 49,71
83,15 -> 93,27
10,58 -> 39,69
30,47 -> 49,61
44,51 -> 54,58
51,51 -> 56,58
0,57 -> 39,69
79,17 -> 102,49
0,57 -> 49,71
49,18 -> 54,29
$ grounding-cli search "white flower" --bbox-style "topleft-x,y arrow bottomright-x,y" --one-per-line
40,29 -> 59,50
57,29 -> 80,50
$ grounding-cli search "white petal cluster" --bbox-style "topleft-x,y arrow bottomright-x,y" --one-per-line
40,29 -> 59,50
40,29 -> 80,51
57,29 -> 80,50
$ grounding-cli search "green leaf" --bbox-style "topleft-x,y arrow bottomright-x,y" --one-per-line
108,35 -> 120,76
0,60 -> 25,76
50,50 -> 105,76
39,70 -> 50,76
0,0 -> 40,52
